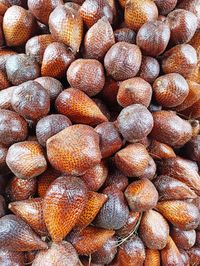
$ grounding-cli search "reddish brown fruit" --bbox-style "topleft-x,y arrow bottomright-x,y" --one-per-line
0,70 -> 10,89
101,77 -> 119,106
6,176 -> 37,202
0,49 -> 16,72
117,236 -> 146,266
67,59 -> 105,96
47,125 -> 101,175
93,98 -> 111,121
32,242 -> 79,266
9,198 -> 47,236
0,109 -> 28,146
104,42 -> 142,81
81,161 -> 108,191
179,249 -> 190,266
114,27 -> 136,44
138,56 -> 160,84
181,98 -> 200,119
185,135 -> 200,162
36,114 -> 71,147
95,185 -> 129,230
148,140 -> 176,159
178,0 -> 200,28
187,246 -> 200,265
162,44 -> 198,77
125,0 -> 158,31
138,156 -> 156,180
170,227 -> 196,250
0,249 -> 25,266
144,249 -> 160,266
116,104 -> 153,142
41,42 -> 75,78
116,211 -> 141,237
84,17 -> 115,60
95,122 -> 122,158
154,0 -> 177,15
103,169 -> 128,192
115,144 -> 150,177
25,34 -> 54,64
80,0 -> 113,28
3,6 -> 36,46
0,86 -> 15,110
56,88 -> 108,126
0,195 -> 6,218
0,143 -> 7,169
6,54 -> 40,86
167,9 -> 198,44
125,178 -> 158,211
153,73 -> 189,108
49,3 -> 83,53
156,200 -> 200,230
6,141 -> 47,179
28,0 -> 63,25
0,215 -> 48,251
161,236 -> 184,266
68,226 -> 115,255
11,81 -> 50,120
154,175 -> 197,201
0,0 -> 10,16
150,111 -> 192,147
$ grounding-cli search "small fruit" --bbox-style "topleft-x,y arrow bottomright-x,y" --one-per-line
170,227 -> 196,250
144,249 -> 160,266
138,56 -> 160,84
154,0 -> 177,15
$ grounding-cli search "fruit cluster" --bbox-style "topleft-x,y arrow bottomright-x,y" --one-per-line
0,0 -> 200,265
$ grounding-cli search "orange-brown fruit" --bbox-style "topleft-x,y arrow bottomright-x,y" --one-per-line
117,77 -> 152,107
84,16 -> 115,60
178,0 -> 200,28
161,236 -> 184,266
115,144 -> 150,177
186,64 -> 200,84
148,140 -> 176,159
156,200 -> 200,230
185,135 -> 200,162
154,175 -> 197,201
139,210 -> 169,250
160,157 -> 200,196
144,249 -> 160,266
9,198 -> 47,236
153,73 -> 189,108
150,111 -> 192,147
6,141 -> 47,179
43,176 -> 87,242
103,169 -> 128,192
80,0 -> 113,28
0,0 -> 10,16
94,185 -> 129,230
6,176 -> 37,202
116,211 -> 141,237
0,109 -> 28,146
0,86 -> 15,110
190,29 -> 200,59
32,242 -> 79,266
101,77 -> 119,106
170,227 -> 196,250
47,124 -> 101,175
76,191 -> 107,230
3,6 -> 37,46
68,226 -> 115,255
55,88 -> 108,126
41,42 -> 75,78
25,34 -> 54,64
181,98 -> 200,119
28,0 -> 63,25
162,44 -> 198,77
187,246 -> 200,265
49,3 -> 83,53
154,0 -> 177,15
138,56 -> 160,84
104,42 -> 142,81
0,214 -> 48,251
67,59 -> 105,96
95,122 -> 123,158
125,178 -> 158,211
114,27 -> 136,44
125,0 -> 158,31
167,9 -> 198,44
117,235 -> 146,266
81,161 -> 108,191
0,249 -> 25,266
0,70 -> 9,89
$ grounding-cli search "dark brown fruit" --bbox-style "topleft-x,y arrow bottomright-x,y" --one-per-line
103,169 -> 128,192
104,42 -> 142,81
0,109 -> 28,146
0,143 -> 7,169
187,246 -> 200,266
0,69 -> 10,89
116,211 -> 140,237
149,140 -> 176,159
170,227 -> 196,250
0,249 -> 25,266
154,0 -> 177,15
114,27 -> 136,44
101,77 -> 119,106
185,135 -> 200,162
138,156 -> 156,180
138,56 -> 160,84
0,195 -> 6,218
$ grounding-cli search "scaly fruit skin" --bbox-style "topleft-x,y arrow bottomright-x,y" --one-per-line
43,176 -> 88,242
0,215 -> 48,251
187,246 -> 200,265
47,124 -> 102,175
116,211 -> 140,237
0,249 -> 25,266
170,227 -> 196,250
148,140 -> 176,159
144,249 -> 160,266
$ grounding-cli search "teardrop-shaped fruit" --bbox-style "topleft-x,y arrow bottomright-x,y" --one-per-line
161,236 -> 184,266
43,176 -> 88,242
49,3 -> 83,53
156,200 -> 200,230
9,198 -> 47,236
139,210 -> 169,250
148,140 -> 176,159
75,191 -> 107,230
94,185 -> 129,230
56,88 -> 108,126
116,211 -> 141,237
170,227 -> 196,250
125,178 -> 158,212
154,175 -> 197,201
144,249 -> 160,266
47,124 -> 101,175
0,215 -> 48,251
103,168 -> 128,192
32,242 -> 79,266
68,226 -> 115,255
38,168 -> 60,197
0,249 -> 25,266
